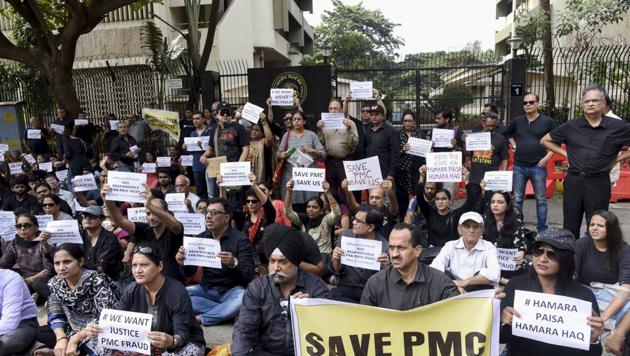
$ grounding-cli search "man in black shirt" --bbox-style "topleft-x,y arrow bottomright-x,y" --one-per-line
541,84 -> 630,239
502,93 -> 556,231
176,197 -> 255,326
467,112 -> 509,185
431,108 -> 464,198
365,105 -> 400,181
48,108 -> 73,158
1,176 -> 39,213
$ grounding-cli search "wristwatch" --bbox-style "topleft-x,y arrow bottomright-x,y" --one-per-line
230,257 -> 239,268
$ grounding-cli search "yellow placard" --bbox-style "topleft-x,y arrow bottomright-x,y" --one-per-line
290,291 -> 499,356
206,156 -> 228,178
142,108 -> 180,141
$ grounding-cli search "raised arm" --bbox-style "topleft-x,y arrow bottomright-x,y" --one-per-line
341,178 -> 360,213
101,184 -> 136,235
141,185 -> 183,235
260,113 -> 273,148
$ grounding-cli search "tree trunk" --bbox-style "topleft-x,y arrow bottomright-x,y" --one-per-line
48,63 -> 82,119
540,0 -> 555,114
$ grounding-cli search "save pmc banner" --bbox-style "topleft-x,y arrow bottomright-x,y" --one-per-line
142,108 -> 180,141
290,290 -> 500,356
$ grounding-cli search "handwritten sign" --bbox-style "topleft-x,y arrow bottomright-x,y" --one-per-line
174,212 -> 205,235
180,155 -> 193,167
50,123 -> 65,135
432,128 -> 455,148
98,309 -> 152,355
106,171 -> 147,203
426,152 -> 462,183
27,129 -> 42,139
497,248 -> 518,271
206,156 -> 227,178
466,132 -> 492,151
350,81 -> 374,100
0,212 -> 15,241
513,290 -> 592,350
156,156 -> 171,167
270,88 -> 294,106
483,171 -> 513,191
72,174 -> 98,192
292,168 -> 325,192
343,156 -> 383,191
55,170 -> 68,182
35,214 -> 53,230
219,162 -> 251,186
38,162 -> 53,172
241,102 -> 264,124
141,163 -> 156,174
406,137 -> 433,157
183,236 -> 222,269
321,113 -> 345,130
165,193 -> 187,212
46,220 -> 82,245
127,207 -> 147,223
9,162 -> 23,175
340,236 -> 383,271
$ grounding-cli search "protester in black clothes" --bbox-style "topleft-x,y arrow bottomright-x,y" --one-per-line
431,108 -> 465,198
80,205 -> 122,280
500,228 -> 604,356
397,109 -> 424,220
541,84 -> 630,239
1,176 -> 39,213
23,116 -> 51,158
415,165 -> 482,247
49,108 -> 73,158
63,125 -> 92,179
365,105 -> 400,180
466,112 -> 509,185
108,121 -> 138,172
32,182 -> 73,216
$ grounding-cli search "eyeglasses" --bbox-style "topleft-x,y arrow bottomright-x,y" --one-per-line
523,100 -> 538,106
15,223 -> 34,230
353,218 -> 368,225
246,199 -> 259,204
284,117 -> 292,121
533,247 -> 558,262
361,110 -> 370,114
219,110 -> 231,116
207,209 -> 228,217
42,203 -> 56,208
82,214 -> 99,220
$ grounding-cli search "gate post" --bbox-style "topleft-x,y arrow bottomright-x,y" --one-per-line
503,56 -> 526,123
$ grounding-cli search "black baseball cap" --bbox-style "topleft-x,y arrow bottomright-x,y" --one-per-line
217,102 -> 232,112
369,105 -> 385,114
533,228 -> 575,253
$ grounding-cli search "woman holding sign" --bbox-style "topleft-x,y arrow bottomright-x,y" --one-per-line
500,228 -> 604,355
396,109 -> 424,220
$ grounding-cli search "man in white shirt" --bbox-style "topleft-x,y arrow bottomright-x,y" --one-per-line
175,175 -> 200,211
430,212 -> 500,293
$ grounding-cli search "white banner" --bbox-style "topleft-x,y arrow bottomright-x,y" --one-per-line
106,171 -> 147,203
343,156 -> 383,191
350,81 -> 373,100
426,152 -> 462,183
183,236 -> 222,269
496,248 -> 518,271
180,155 -> 193,167
38,162 -> 53,172
219,162 -> 251,187
46,220 -> 82,245
156,156 -> 171,167
98,309 -> 152,355
141,163 -> 156,174
72,174 -> 98,192
127,207 -> 147,223
483,171 -> 513,192
50,123 -> 65,135
466,132 -> 492,151
174,212 -> 205,235
270,88 -> 294,106
292,168 -> 325,192
340,236 -> 383,271
241,102 -> 264,124
431,128 -> 454,148
165,193 -> 187,212
406,137 -> 433,157
27,129 -> 41,139
321,113 -> 345,130
513,290 -> 592,350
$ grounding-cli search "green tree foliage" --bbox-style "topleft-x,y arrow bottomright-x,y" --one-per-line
556,0 -> 630,37
430,86 -> 474,116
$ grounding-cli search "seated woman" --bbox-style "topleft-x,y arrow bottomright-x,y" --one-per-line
0,213 -> 53,299
575,210 -> 630,329
84,243 -> 205,355
500,228 -> 604,356
0,268 -> 39,355
483,191 -> 528,285
34,243 -> 120,356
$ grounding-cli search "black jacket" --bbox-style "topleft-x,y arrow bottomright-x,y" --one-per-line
82,228 -> 122,280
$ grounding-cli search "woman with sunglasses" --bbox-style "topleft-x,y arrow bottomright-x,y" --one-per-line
83,243 -> 205,355
397,109 -> 424,220
575,210 -> 630,330
500,228 -> 604,355
483,191 -> 528,285
0,213 -> 53,299
277,110 -> 326,213
33,243 -> 119,356
42,193 -> 74,221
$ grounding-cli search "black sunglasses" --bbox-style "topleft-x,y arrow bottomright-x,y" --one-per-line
523,100 -> 538,106
15,223 -> 34,230
246,199 -> 259,204
219,110 -> 231,116
42,203 -> 56,208
533,247 -> 558,262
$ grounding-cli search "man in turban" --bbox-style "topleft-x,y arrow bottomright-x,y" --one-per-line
231,224 -> 329,356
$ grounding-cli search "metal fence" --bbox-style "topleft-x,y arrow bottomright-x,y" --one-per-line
217,59 -> 250,106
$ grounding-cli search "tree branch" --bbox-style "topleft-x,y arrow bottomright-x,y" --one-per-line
199,0 -> 221,71
5,0 -> 58,51
0,30 -> 41,68
89,0 -> 146,19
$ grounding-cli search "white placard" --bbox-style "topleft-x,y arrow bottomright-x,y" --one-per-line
166,78 -> 183,90
270,88 -> 294,106
106,171 -> 147,203
156,156 -> 171,167
46,220 -> 82,245
0,212 -> 15,240
0,144 -> 9,152
127,207 -> 147,223
38,162 -> 53,172
219,162 -> 251,187
129,145 -> 139,153
75,119 -> 89,126
50,123 -> 65,135
72,174 -> 98,192
55,170 -> 68,182
174,213 -> 205,235
9,162 -> 22,175
241,102 -> 264,124
109,120 -> 119,131
343,156 -> 383,191
98,309 -> 152,355
321,113 -> 345,130
426,152 -> 462,183
292,168 -> 325,192
513,290 -> 592,351
180,155 -> 193,167
484,171 -> 513,191
183,236 -> 222,269
406,137 -> 433,157
142,163 -> 156,174
350,81 -> 374,100
27,129 -> 42,139
184,137 -> 204,152
340,236 -> 382,271
23,154 -> 36,165
35,214 -> 53,230
165,193 -> 187,212
466,132 -> 492,151
432,128 -> 455,148
497,248 -> 518,271
286,147 -> 314,168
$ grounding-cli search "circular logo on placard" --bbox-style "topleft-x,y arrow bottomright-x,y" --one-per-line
271,71 -> 307,109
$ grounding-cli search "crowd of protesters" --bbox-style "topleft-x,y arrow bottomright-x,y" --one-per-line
0,83 -> 628,356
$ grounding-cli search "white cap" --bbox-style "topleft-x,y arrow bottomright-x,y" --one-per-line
458,211 -> 484,226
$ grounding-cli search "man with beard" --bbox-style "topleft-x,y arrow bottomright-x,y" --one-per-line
342,179 -> 399,238
404,181 -> 437,225
155,168 -> 176,196
232,224 -> 329,355
1,176 -> 39,213
32,182 -> 73,215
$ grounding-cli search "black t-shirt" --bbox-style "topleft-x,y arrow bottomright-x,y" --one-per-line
502,114 -> 556,166
431,126 -> 464,153
575,236 -> 630,285
469,132 -> 509,184
132,222 -> 184,282
212,123 -> 250,162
